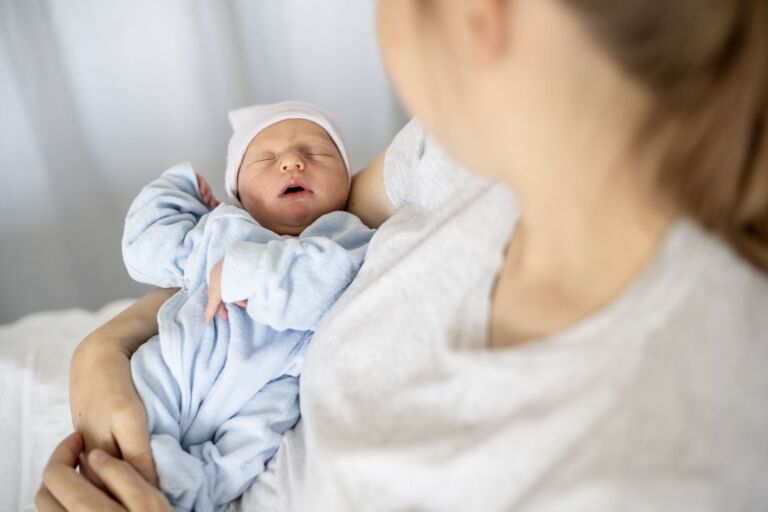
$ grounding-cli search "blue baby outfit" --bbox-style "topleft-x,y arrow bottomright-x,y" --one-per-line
123,162 -> 374,511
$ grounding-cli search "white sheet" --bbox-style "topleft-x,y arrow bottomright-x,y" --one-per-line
0,299 -> 135,512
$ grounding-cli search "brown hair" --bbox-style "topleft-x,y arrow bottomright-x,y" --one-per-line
563,0 -> 768,271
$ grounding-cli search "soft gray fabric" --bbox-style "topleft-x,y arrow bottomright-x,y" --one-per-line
236,119 -> 768,511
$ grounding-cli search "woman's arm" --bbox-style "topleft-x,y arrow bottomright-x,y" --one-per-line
69,287 -> 177,489
346,150 -> 396,228
75,287 -> 175,358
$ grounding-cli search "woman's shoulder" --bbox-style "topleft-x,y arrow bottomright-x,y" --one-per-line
688,220 -> 768,314
646,219 -> 768,373
547,217 -> 768,354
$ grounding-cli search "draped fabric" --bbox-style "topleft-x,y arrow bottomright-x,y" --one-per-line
0,0 -> 405,323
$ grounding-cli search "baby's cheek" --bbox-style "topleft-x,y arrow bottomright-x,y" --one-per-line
330,185 -> 352,211
240,190 -> 271,220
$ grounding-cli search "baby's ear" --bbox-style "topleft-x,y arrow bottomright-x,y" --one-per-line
228,105 -> 264,130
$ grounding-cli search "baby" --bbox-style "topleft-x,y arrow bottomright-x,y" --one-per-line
122,101 -> 374,511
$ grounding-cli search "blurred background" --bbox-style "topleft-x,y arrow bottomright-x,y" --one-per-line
0,0 -> 407,324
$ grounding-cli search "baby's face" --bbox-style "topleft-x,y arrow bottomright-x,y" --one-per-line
236,119 -> 350,235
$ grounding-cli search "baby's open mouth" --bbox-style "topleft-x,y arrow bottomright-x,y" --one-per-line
279,180 -> 313,198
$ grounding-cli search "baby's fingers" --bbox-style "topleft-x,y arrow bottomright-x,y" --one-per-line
204,295 -> 219,323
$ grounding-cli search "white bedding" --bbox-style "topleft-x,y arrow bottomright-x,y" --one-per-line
0,299 -> 135,512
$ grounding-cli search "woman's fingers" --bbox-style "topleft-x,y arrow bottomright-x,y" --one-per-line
40,433 -> 168,512
78,429 -> 120,489
43,431 -> 82,478
41,433 -> 125,512
37,435 -> 79,512
75,434 -> 120,488
112,409 -> 159,487
35,485 -> 67,512
89,449 -> 171,511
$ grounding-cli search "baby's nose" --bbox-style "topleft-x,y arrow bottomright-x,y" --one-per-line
280,153 -> 305,172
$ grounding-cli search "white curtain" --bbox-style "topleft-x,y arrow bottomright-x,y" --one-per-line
0,0 -> 406,323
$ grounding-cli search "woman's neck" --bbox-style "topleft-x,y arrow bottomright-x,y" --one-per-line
488,146 -> 678,347
453,1 -> 683,347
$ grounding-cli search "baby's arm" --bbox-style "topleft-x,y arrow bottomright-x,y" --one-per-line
122,162 -> 213,288
217,212 -> 374,331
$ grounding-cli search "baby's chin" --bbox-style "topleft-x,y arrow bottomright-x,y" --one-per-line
243,193 -> 348,234
256,206 -> 328,236
282,200 -> 325,222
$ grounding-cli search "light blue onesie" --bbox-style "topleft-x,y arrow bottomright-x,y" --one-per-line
122,162 -> 374,511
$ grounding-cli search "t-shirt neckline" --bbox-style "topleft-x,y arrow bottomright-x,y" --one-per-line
470,216 -> 708,353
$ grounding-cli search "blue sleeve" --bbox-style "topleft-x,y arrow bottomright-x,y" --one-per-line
122,162 -> 211,288
220,211 -> 374,332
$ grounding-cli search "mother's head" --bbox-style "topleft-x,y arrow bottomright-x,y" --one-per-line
377,0 -> 768,271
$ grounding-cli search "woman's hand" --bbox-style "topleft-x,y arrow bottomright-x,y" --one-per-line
70,341 -> 157,489
69,288 -> 176,489
36,432 -> 171,511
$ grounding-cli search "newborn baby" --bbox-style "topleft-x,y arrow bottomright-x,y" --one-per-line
122,101 -> 374,511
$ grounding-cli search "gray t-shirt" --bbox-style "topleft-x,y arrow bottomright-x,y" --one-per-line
236,120 -> 768,511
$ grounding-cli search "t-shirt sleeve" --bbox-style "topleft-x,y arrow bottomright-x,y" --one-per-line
383,118 -> 426,210
382,118 -> 486,213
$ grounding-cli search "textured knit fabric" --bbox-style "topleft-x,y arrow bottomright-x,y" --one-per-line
235,119 -> 768,511
123,162 -> 373,511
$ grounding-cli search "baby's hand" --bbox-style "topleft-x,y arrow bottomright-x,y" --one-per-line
205,260 -> 227,322
196,173 -> 220,209
204,260 -> 249,323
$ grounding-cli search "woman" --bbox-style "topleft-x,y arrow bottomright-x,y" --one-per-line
38,0 -> 768,510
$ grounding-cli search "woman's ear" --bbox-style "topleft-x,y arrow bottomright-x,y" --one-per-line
466,0 -> 510,64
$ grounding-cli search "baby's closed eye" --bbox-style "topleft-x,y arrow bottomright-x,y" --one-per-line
253,153 -> 276,162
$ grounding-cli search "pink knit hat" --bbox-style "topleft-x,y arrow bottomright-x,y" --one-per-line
225,101 -> 351,207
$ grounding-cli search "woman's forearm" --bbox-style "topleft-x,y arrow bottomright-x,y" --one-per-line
78,287 -> 178,358
67,287 -> 175,487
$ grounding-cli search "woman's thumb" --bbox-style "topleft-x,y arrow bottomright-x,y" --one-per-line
112,419 -> 159,487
